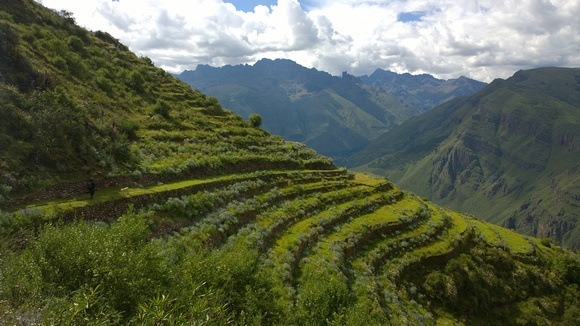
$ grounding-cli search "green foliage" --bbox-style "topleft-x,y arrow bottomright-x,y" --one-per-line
1,168 -> 579,324
0,210 -> 172,322
0,19 -> 20,61
56,9 -> 76,25
44,285 -> 123,325
67,35 -> 85,53
51,55 -> 67,71
0,0 -> 335,194
127,70 -> 146,93
249,113 -> 262,128
552,251 -> 580,284
30,89 -> 86,165
153,99 -> 172,118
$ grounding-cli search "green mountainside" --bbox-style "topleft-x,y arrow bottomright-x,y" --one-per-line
352,67 -> 580,249
0,1 -> 578,324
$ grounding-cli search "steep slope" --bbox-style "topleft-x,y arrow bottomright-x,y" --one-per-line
0,1 -> 578,325
177,60 -> 418,162
353,68 -> 580,248
359,68 -> 487,112
0,0 -> 332,204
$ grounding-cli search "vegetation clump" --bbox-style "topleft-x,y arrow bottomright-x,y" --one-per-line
249,113 -> 262,128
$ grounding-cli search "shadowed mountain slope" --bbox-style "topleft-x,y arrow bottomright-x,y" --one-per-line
352,67 -> 580,249
0,1 -> 578,325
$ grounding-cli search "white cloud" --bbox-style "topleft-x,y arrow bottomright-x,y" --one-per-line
35,0 -> 580,82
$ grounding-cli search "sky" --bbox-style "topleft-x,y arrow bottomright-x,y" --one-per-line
35,0 -> 580,82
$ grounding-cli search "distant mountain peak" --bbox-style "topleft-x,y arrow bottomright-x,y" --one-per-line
359,68 -> 486,112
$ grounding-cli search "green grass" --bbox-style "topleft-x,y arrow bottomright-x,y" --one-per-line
469,217 -> 533,254
14,169 -> 345,217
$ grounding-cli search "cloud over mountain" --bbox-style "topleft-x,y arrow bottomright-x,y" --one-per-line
37,0 -> 580,82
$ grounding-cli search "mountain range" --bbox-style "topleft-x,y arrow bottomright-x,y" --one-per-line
351,67 -> 580,248
176,60 -> 485,163
359,68 -> 487,112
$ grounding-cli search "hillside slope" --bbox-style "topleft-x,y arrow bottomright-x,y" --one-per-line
353,67 -> 580,249
177,60 -> 418,162
0,0 -> 332,203
0,1 -> 578,325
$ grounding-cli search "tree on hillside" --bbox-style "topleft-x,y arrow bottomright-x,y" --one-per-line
249,113 -> 262,128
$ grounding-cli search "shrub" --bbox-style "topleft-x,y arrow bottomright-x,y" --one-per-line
249,113 -> 262,128
95,75 -> 113,93
0,20 -> 20,61
153,100 -> 171,119
51,55 -> 67,71
64,53 -> 87,77
127,70 -> 146,93
67,35 -> 85,54
1,211 -> 172,321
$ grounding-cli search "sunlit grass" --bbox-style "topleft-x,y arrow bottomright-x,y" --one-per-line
489,223 -> 533,254
352,172 -> 388,187
16,169 -> 345,216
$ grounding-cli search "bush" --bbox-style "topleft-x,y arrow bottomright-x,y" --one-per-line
67,35 -> 85,54
153,100 -> 171,118
127,70 -> 145,93
95,75 -> 113,93
0,20 -> 20,61
249,113 -> 262,128
0,211 -> 172,322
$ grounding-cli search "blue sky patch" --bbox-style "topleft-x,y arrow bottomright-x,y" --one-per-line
225,0 -> 311,12
225,0 -> 278,12
397,11 -> 426,23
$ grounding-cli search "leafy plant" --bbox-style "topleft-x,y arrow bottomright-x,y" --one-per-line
249,113 -> 262,128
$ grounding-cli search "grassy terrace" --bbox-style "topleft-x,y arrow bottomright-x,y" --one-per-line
2,165 -> 578,325
2,169 -> 349,236
177,179 -> 358,247
266,192 -> 399,303
469,217 -> 534,254
15,169 -> 345,214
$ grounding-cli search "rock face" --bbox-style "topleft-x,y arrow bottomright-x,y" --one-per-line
352,67 -> 580,249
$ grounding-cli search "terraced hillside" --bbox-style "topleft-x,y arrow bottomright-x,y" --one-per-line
2,170 -> 579,324
0,1 -> 578,325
